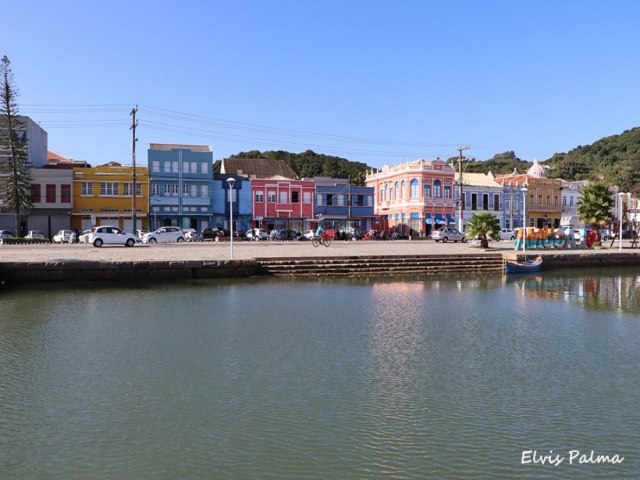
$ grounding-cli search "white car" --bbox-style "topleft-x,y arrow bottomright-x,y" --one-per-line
78,230 -> 92,244
498,228 -> 517,241
303,230 -> 316,240
53,229 -> 75,243
245,228 -> 268,241
26,230 -> 47,240
432,227 -> 466,243
142,226 -> 186,244
183,228 -> 202,242
89,226 -> 138,247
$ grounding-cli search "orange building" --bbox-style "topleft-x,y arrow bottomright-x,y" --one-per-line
365,158 -> 456,236
72,162 -> 149,232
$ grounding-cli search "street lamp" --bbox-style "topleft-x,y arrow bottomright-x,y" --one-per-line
226,177 -> 236,260
521,186 -> 528,254
618,192 -> 626,251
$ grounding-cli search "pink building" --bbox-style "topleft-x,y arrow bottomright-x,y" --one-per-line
251,178 -> 315,232
365,158 -> 456,236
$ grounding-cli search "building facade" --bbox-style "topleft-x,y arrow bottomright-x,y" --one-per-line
365,158 -> 456,236
72,162 -> 149,232
313,177 -> 375,233
250,178 -> 315,232
455,172 -> 505,229
27,168 -> 73,238
148,144 -> 212,231
211,174 -> 252,234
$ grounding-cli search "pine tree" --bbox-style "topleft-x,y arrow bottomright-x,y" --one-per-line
0,55 -> 31,236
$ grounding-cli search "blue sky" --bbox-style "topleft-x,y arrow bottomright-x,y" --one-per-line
4,0 -> 640,169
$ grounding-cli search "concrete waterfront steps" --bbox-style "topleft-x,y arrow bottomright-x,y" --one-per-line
255,254 -> 505,276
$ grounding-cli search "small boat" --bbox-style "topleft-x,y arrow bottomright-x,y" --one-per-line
505,256 -> 543,274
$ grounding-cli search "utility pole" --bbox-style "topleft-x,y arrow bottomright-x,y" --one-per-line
130,106 -> 138,234
456,145 -> 470,232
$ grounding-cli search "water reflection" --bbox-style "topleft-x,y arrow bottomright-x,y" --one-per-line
506,267 -> 640,314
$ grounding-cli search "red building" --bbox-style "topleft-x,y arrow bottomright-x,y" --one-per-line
251,178 -> 315,232
365,157 -> 456,236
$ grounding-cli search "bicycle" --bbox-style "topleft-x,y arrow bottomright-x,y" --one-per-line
312,231 -> 332,247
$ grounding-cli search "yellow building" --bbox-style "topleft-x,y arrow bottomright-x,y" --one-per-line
72,162 -> 149,232
495,159 -> 562,228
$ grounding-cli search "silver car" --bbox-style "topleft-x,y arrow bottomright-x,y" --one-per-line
432,227 -> 466,243
142,226 -> 186,244
89,226 -> 138,247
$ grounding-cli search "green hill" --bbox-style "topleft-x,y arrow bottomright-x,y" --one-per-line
544,127 -> 640,191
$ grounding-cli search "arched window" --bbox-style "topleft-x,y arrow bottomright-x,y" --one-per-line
410,179 -> 419,198
395,182 -> 399,200
424,183 -> 431,198
384,183 -> 389,201
401,180 -> 406,199
434,180 -> 442,198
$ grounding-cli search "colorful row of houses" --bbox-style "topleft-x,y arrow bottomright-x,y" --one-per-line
1,116 -> 635,237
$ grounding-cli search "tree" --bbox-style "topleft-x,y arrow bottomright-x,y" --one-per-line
576,182 -> 614,245
0,55 -> 31,236
464,212 -> 501,248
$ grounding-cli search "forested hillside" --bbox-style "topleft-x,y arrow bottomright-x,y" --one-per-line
544,127 -> 640,191
214,127 -> 640,190
215,150 -> 372,185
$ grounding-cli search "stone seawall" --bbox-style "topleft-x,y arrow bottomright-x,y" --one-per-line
2,250 -> 640,286
1,259 -> 257,284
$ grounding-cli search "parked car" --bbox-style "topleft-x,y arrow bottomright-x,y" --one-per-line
88,226 -> 137,247
432,227 -> 466,243
303,230 -> 316,240
141,226 -> 186,244
498,228 -> 517,241
53,229 -> 75,243
183,228 -> 203,242
245,228 -> 268,241
202,227 -> 221,241
78,229 -> 92,244
0,230 -> 14,242
25,230 -> 47,240
270,229 -> 298,240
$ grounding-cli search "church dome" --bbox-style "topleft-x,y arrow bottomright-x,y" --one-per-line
527,158 -> 546,178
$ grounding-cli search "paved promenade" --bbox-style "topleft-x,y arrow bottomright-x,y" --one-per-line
1,239 -> 638,263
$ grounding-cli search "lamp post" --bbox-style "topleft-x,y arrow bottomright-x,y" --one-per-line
226,177 -> 236,260
521,185 -> 528,255
619,192 -> 626,251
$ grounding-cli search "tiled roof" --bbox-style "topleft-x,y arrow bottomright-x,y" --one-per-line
455,172 -> 502,188
222,157 -> 298,179
47,151 -> 72,163
149,143 -> 211,152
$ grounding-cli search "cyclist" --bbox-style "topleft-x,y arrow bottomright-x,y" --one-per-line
316,224 -> 324,239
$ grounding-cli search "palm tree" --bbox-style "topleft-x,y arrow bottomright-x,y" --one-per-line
576,182 -> 614,245
465,212 -> 501,248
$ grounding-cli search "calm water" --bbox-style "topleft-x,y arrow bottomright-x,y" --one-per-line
1,268 -> 639,479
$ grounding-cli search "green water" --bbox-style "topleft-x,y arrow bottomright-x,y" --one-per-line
1,269 -> 639,479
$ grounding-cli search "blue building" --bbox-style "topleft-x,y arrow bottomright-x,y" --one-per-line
313,177 -> 375,233
211,174 -> 252,234
148,144 -> 213,231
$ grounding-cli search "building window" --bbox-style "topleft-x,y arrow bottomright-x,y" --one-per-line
494,194 -> 500,211
292,191 -> 299,203
444,186 -> 451,199
303,192 -> 311,204
61,184 -> 71,203
570,196 -> 574,206
268,192 -> 276,203
401,180 -> 406,199
424,184 -> 431,198
316,193 -> 323,206
172,184 -> 179,195
31,184 -> 41,202
537,194 -> 542,205
394,182 -> 399,200
337,194 -> 345,206
152,184 -> 159,196
483,193 -> 489,210
279,191 -> 288,203
46,184 -> 56,203
191,185 -> 197,196
202,162 -> 209,174
100,182 -> 118,196
367,195 -> 373,207
256,191 -> 264,203
81,182 -> 93,195
163,161 -> 170,172
563,196 -> 567,206
172,161 -> 179,173
410,179 -> 419,198
164,184 -> 171,195
326,194 -> 334,206
152,160 -> 160,172
554,195 -> 559,206
471,193 -> 478,210
183,162 -> 189,174
433,180 -> 442,198
201,185 -> 208,197
123,183 -> 132,196
183,184 -> 190,195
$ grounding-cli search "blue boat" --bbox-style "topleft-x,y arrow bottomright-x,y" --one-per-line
505,256 -> 543,274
